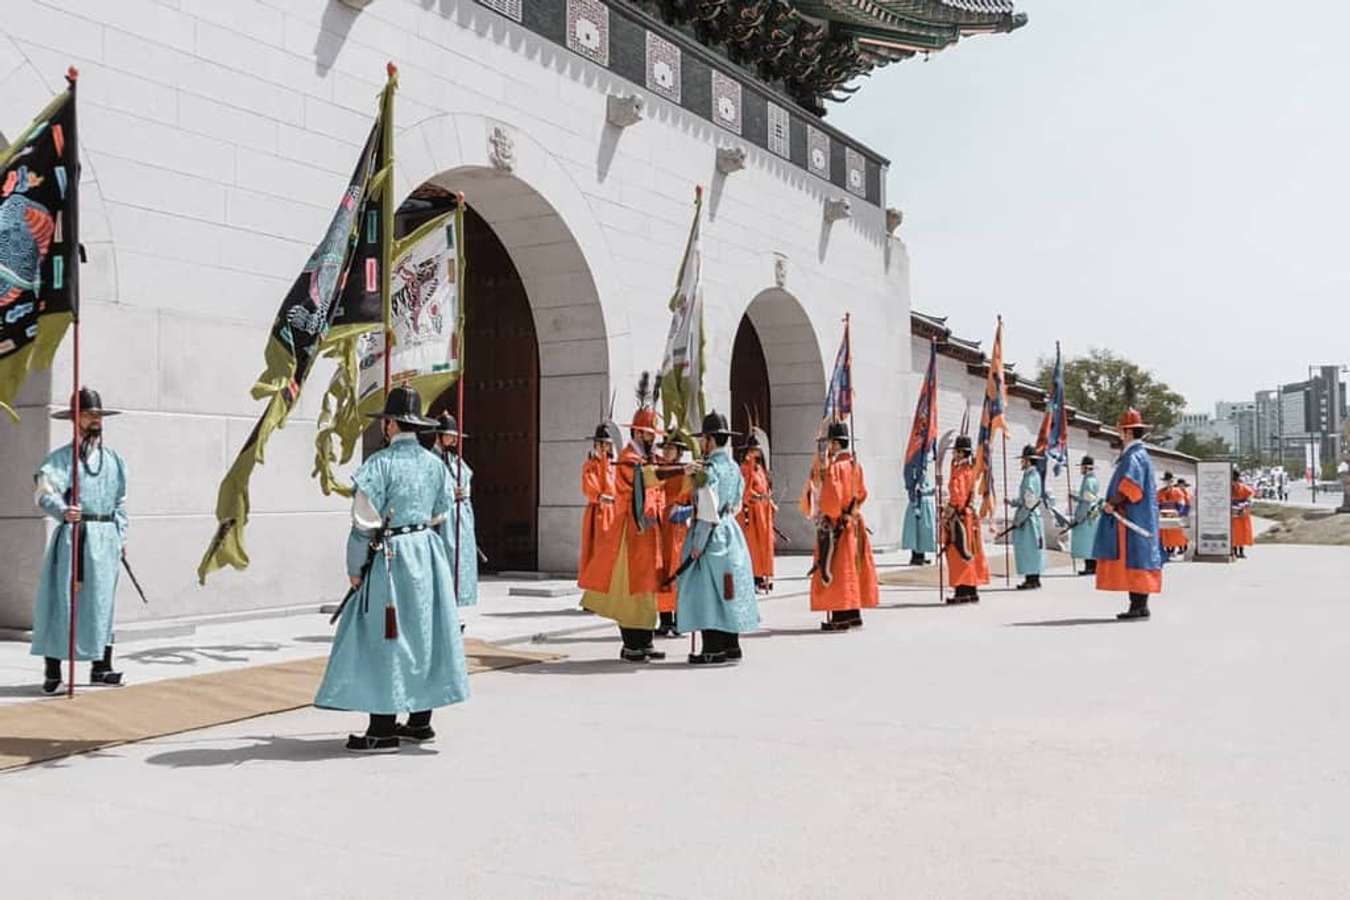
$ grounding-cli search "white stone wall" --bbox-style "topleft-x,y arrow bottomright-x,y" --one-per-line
0,0 -> 910,627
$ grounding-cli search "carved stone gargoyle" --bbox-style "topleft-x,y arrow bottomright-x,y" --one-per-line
606,93 -> 645,128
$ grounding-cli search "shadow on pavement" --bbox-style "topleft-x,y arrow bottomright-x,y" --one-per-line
1008,618 -> 1122,627
883,602 -> 952,609
121,643 -> 284,666
496,658 -> 654,676
0,684 -> 51,699
743,627 -> 841,638
483,609 -> 591,619
293,635 -> 335,644
143,734 -> 437,767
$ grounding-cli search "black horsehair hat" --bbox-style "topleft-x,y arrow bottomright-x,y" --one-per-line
954,434 -> 973,452
434,411 -> 468,437
51,386 -> 121,420
366,385 -> 436,428
826,421 -> 849,443
694,411 -> 737,437
1020,444 -> 1042,461
591,424 -> 612,443
1081,454 -> 1095,467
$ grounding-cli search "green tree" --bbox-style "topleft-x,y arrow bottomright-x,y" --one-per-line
1035,348 -> 1185,437
1175,432 -> 1232,459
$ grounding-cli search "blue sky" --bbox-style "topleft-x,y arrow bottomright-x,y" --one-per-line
831,0 -> 1350,411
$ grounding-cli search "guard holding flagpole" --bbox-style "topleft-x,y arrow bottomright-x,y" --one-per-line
316,386 -> 469,752
807,421 -> 879,630
942,434 -> 989,603
738,425 -> 776,593
433,411 -> 479,609
1093,407 -> 1164,620
676,412 -> 759,665
31,388 -> 129,693
656,432 -> 694,637
1068,455 -> 1101,575
578,420 -> 618,598
1008,445 -> 1045,590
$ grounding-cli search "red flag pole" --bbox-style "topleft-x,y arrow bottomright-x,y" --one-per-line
1001,432 -> 1010,586
66,66 -> 82,699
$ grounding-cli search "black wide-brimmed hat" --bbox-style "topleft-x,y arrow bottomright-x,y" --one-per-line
826,421 -> 850,444
1162,471 -> 1174,481
366,385 -> 436,428
1080,454 -> 1095,468
1177,478 -> 1189,487
51,386 -> 120,420
591,423 -> 612,443
1020,444 -> 1042,461
433,411 -> 468,437
694,411 -> 737,437
955,435 -> 973,452
659,431 -> 691,451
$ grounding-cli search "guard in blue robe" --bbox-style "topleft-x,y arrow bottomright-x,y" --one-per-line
675,412 -> 759,666
30,387 -> 129,693
901,468 -> 937,565
316,386 -> 470,753
1008,444 -> 1045,590
432,412 -> 479,609
1069,455 -> 1101,575
1092,408 -> 1164,620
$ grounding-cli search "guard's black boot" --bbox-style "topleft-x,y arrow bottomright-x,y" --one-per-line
42,657 -> 62,694
820,612 -> 850,631
687,650 -> 730,665
619,647 -> 649,662
1083,559 -> 1097,576
909,552 -> 927,566
396,711 -> 435,744
723,635 -> 743,662
1016,575 -> 1042,591
1117,594 -> 1150,621
89,645 -> 124,686
655,612 -> 680,638
349,714 -> 400,753
643,647 -> 667,661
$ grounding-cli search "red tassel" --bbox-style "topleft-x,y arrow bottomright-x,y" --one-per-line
384,605 -> 398,640
723,572 -> 735,601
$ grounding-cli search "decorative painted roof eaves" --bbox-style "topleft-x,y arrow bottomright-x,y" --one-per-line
793,0 -> 1026,49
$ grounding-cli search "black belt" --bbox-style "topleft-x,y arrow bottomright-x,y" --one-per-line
382,523 -> 429,536
76,513 -> 115,522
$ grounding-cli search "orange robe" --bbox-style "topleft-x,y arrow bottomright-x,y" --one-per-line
808,452 -> 879,611
1158,485 -> 1187,550
580,444 -> 662,628
739,460 -> 775,579
578,454 -> 616,589
942,460 -> 990,587
1232,482 -> 1255,547
1094,476 -> 1162,594
656,475 -> 692,613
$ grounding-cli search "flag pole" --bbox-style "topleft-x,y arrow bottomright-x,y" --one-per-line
65,67 -> 81,699
932,339 -> 945,605
844,313 -> 854,444
1001,432 -> 1010,586
453,194 -> 466,601
381,62 -> 398,400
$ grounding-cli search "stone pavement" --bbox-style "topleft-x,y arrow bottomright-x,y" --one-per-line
3,543 -> 1348,898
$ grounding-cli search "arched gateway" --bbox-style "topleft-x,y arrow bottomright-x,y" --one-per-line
394,115 -> 624,574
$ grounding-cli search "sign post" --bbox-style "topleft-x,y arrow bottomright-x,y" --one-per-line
1193,460 -> 1233,562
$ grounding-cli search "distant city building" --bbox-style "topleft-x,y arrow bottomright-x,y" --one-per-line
1250,367 -> 1347,468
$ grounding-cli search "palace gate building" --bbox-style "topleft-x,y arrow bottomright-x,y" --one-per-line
0,0 -> 1025,627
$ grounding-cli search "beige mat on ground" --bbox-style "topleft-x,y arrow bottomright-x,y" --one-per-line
880,549 -> 1072,587
0,639 -> 561,772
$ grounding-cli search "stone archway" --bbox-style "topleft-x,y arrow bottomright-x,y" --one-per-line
736,288 -> 828,548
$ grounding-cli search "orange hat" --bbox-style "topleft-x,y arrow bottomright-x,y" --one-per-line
1117,407 -> 1152,432
626,407 -> 664,435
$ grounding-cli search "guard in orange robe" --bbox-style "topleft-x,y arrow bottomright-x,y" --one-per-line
655,434 -> 693,637
1176,477 -> 1193,556
807,422 -> 879,630
1231,470 -> 1255,557
1157,472 -> 1187,558
1094,408 -> 1163,620
941,435 -> 990,603
739,436 -> 775,593
578,423 -> 616,592
579,379 -> 670,662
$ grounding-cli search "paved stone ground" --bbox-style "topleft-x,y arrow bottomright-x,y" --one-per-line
2,544 -> 1348,898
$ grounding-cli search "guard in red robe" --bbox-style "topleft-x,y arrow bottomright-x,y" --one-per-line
579,375 -> 670,661
739,434 -> 775,593
1231,471 -> 1255,557
806,422 -> 879,630
655,433 -> 693,637
1093,409 -> 1163,620
1157,472 -> 1187,558
942,435 -> 989,603
578,423 -> 616,591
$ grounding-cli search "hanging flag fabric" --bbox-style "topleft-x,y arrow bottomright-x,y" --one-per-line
822,318 -> 852,423
972,317 -> 1007,518
197,75 -> 393,583
0,71 -> 80,421
658,189 -> 706,441
314,206 -> 465,495
903,339 -> 939,498
1033,341 -> 1069,494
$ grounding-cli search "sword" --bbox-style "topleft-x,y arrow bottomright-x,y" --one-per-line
772,525 -> 791,544
329,511 -> 392,625
120,553 -> 149,604
1105,506 -> 1152,538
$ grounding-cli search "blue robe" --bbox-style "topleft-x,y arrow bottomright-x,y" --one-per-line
1069,473 -> 1101,560
315,435 -> 470,715
675,446 -> 759,634
900,470 -> 937,554
1009,466 -> 1044,576
30,444 -> 128,660
438,454 -> 480,607
1092,441 -> 1164,571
